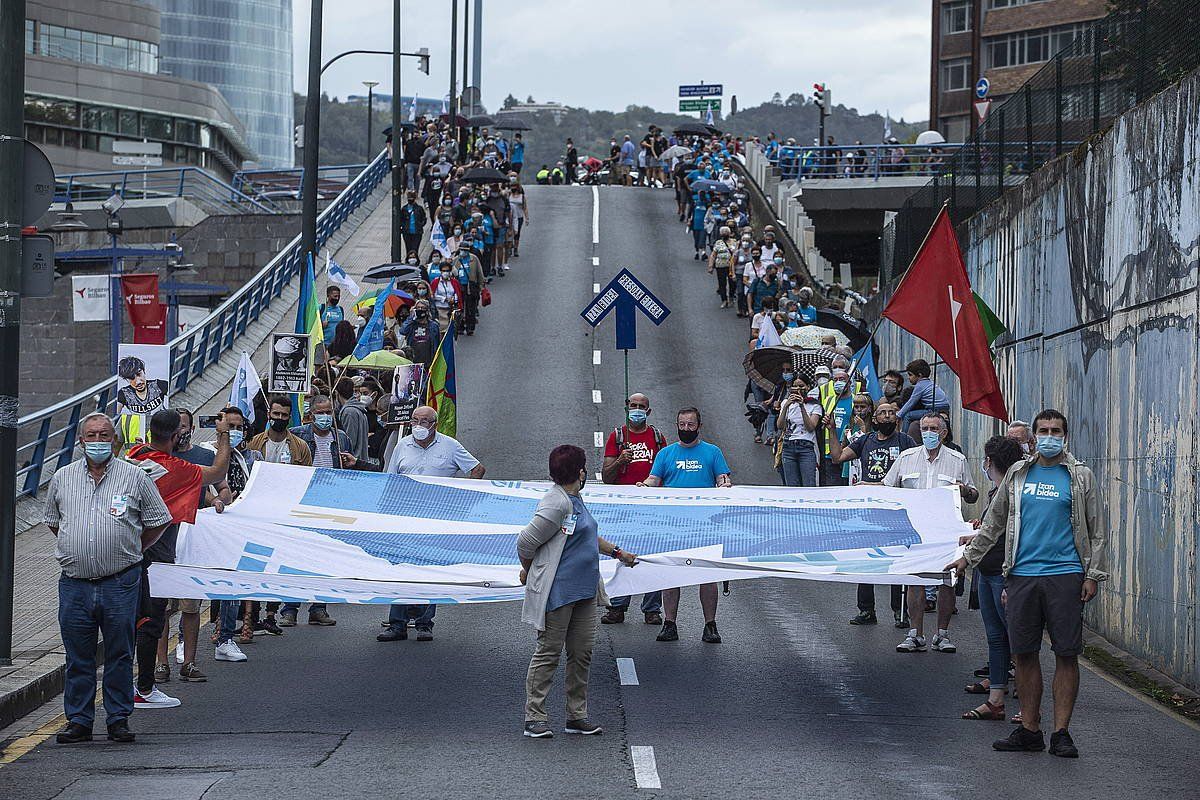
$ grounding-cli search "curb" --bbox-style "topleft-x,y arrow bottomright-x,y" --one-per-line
1083,627 -> 1200,721
0,653 -> 65,731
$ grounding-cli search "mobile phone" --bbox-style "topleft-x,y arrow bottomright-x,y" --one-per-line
198,414 -> 219,429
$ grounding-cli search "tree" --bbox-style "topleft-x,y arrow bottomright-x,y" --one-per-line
785,92 -> 805,107
526,95 -> 535,104
771,92 -> 783,105
503,93 -> 518,109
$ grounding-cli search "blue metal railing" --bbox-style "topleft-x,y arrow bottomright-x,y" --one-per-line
232,164 -> 370,204
764,142 -> 1076,182
54,167 -> 281,215
15,151 -> 392,499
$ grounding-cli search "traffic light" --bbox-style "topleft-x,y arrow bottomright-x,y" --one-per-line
417,47 -> 430,75
812,83 -> 829,112
294,124 -> 304,149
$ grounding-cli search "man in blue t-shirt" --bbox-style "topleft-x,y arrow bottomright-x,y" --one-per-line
640,407 -> 732,644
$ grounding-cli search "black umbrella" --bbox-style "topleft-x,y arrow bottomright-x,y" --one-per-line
468,114 -> 498,128
494,117 -> 532,131
439,113 -> 471,126
814,309 -> 870,352
462,166 -> 507,184
362,263 -> 425,285
705,124 -> 723,136
381,123 -> 417,137
745,346 -> 846,391
674,122 -> 713,137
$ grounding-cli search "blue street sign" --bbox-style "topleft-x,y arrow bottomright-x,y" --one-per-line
679,83 -> 722,98
580,268 -> 671,351
975,77 -> 990,99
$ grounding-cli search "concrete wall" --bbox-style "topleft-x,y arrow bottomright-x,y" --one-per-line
872,69 -> 1200,690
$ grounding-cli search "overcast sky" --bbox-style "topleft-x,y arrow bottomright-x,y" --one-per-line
295,1 -> 931,123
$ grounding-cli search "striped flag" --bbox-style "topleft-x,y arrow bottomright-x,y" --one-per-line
326,252 -> 361,298
425,319 -> 457,436
352,278 -> 399,359
430,218 -> 451,257
409,95 -> 418,121
292,252 -> 322,425
228,352 -> 263,424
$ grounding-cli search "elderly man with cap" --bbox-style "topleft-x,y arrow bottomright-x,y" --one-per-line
377,406 -> 486,642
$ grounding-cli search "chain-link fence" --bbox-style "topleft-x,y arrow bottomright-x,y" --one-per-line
881,1 -> 1200,286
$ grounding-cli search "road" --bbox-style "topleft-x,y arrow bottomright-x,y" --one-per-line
1,185 -> 1198,799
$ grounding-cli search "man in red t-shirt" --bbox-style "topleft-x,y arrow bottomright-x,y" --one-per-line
600,392 -> 666,625
126,409 -> 231,709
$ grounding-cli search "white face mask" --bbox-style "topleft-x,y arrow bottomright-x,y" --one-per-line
411,424 -> 433,440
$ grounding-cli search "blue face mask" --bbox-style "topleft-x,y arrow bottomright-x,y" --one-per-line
1036,435 -> 1064,458
833,380 -> 847,394
229,430 -> 245,448
781,373 -> 794,383
921,431 -> 941,450
83,440 -> 113,463
314,413 -> 334,431
627,409 -> 648,425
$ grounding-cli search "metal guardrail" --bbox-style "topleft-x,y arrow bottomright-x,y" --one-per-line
232,163 -> 371,203
54,167 -> 281,216
768,143 -> 969,181
15,150 -> 392,498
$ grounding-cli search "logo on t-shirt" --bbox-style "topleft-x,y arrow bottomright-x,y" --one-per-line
675,459 -> 704,472
1023,481 -> 1061,498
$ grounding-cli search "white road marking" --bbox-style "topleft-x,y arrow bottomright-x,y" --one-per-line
616,657 -> 639,686
593,350 -> 602,365
591,185 -> 600,243
630,746 -> 661,789
592,390 -> 602,404
593,283 -> 601,293
593,431 -> 604,448
592,256 -> 600,266
595,472 -> 603,482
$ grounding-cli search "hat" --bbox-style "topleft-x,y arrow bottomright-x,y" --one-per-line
273,336 -> 303,357
813,365 -> 831,377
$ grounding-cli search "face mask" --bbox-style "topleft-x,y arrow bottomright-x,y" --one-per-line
883,384 -> 898,397
417,288 -> 428,296
175,433 -> 192,451
454,228 -> 463,235
84,440 -> 113,463
358,393 -> 376,405
921,431 -> 941,450
314,413 -> 334,431
443,198 -> 452,205
678,428 -> 699,445
741,242 -> 750,250
302,400 -> 311,417
817,376 -> 830,386
773,257 -> 784,265
1036,435 -> 1064,458
229,430 -> 245,448
874,421 -> 896,437
411,424 -> 432,440
833,381 -> 847,393
788,311 -> 798,321
627,409 -> 648,425
781,373 -> 794,383
270,418 -> 288,433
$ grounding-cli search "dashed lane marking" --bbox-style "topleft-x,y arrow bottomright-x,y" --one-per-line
630,745 -> 662,789
592,257 -> 600,266
591,185 -> 600,244
617,657 -> 639,686
592,390 -> 602,404
593,350 -> 602,365
593,283 -> 601,293
594,431 -> 604,448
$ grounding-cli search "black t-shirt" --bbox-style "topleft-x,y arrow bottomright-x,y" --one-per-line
977,486 -> 1006,575
848,431 -> 915,484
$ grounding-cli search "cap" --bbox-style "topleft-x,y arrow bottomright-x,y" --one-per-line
813,365 -> 832,377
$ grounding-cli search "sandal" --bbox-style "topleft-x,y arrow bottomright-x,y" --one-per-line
962,701 -> 1005,721
1010,711 -> 1023,725
964,681 -> 991,695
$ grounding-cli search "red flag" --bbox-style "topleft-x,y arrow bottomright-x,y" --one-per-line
132,305 -> 167,344
121,273 -> 162,328
882,207 -> 1008,421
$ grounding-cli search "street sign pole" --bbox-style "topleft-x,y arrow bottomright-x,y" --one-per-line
581,269 -> 671,410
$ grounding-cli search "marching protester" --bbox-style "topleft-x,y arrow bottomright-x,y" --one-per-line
518,445 -> 638,739
776,378 -> 822,487
46,413 -> 172,744
639,408 -> 732,644
247,395 -> 312,467
320,285 -> 344,347
378,406 -> 486,643
600,393 -> 666,625
949,410 -> 1107,757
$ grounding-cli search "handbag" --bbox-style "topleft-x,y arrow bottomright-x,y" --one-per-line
481,286 -> 492,307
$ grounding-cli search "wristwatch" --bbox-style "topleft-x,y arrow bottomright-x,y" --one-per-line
610,546 -> 624,561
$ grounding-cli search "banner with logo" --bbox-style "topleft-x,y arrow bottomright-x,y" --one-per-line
121,273 -> 162,328
148,463 -> 970,604
71,274 -> 110,322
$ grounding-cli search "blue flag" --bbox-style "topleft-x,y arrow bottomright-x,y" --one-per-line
852,340 -> 883,402
228,352 -> 263,424
352,278 -> 397,359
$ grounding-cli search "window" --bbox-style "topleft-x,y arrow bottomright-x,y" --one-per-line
140,114 -> 173,140
986,23 -> 1088,69
941,58 -> 971,92
942,1 -> 971,34
33,22 -> 158,74
25,19 -> 34,54
988,0 -> 1044,7
119,109 -> 139,136
940,117 -> 970,143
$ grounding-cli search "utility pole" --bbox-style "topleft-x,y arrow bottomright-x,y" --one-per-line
471,0 -> 482,110
461,0 -> 471,117
363,80 -> 379,163
391,0 -> 403,262
301,0 -> 323,266
0,0 -> 25,666
448,0 -> 458,153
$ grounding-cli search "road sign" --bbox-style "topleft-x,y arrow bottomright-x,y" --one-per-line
22,140 -> 55,227
974,99 -> 992,124
679,83 -> 722,98
113,155 -> 163,167
581,268 -> 671,350
679,98 -> 721,112
112,140 -> 163,156
975,77 -> 990,99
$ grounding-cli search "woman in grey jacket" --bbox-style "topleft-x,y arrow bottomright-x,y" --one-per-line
517,445 -> 637,739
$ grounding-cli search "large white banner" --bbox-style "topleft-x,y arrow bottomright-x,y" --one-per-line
71,274 -> 110,322
149,463 -> 970,604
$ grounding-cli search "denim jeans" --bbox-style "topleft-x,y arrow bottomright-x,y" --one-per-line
404,162 -> 419,190
780,440 -> 819,487
216,599 -> 241,644
976,571 -> 1010,689
691,227 -> 707,250
59,565 -> 141,728
608,592 -> 662,613
387,603 -> 436,630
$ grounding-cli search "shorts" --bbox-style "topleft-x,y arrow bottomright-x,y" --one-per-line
1005,572 -> 1085,657
168,598 -> 201,615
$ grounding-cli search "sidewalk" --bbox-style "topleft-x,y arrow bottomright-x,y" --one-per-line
0,180 -> 391,732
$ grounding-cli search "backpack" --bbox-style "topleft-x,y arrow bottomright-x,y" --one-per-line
613,424 -> 667,452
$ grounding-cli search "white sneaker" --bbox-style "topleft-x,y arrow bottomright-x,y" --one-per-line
174,642 -> 184,664
214,640 -> 248,662
134,686 -> 181,709
896,629 -> 928,652
931,633 -> 957,653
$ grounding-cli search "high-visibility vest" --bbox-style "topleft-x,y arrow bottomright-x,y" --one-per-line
818,379 -> 862,456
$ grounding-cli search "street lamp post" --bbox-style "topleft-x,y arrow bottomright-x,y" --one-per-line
391,0 -> 403,263
449,0 -> 458,154
363,80 -> 379,163
301,0 -> 323,267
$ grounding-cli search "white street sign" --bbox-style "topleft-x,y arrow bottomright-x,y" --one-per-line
112,140 -> 163,155
113,155 -> 163,167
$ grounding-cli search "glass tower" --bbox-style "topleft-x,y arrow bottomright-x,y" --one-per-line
149,0 -> 294,167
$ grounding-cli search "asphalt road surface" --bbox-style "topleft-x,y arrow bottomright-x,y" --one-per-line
2,185 -> 1198,800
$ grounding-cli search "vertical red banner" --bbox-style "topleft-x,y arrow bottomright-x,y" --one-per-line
121,273 -> 164,342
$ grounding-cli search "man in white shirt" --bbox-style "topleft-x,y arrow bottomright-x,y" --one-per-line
378,406 -> 486,642
883,413 -> 977,654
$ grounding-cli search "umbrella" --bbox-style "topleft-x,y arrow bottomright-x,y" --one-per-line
361,263 -> 425,285
705,124 -> 723,136
745,346 -> 847,391
494,117 -> 532,131
381,123 -> 417,137
439,113 -> 470,126
468,114 -> 498,128
353,287 -> 414,318
689,179 -> 733,194
338,350 -> 413,371
781,325 -> 851,350
581,156 -> 603,171
674,122 -> 713,137
814,309 -> 870,352
661,144 -> 692,160
462,166 -> 507,184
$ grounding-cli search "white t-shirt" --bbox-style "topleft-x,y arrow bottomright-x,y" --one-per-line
784,400 -> 823,442
264,438 -> 292,464
743,260 -> 767,292
760,243 -> 779,262
751,311 -> 772,333
434,279 -> 457,309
